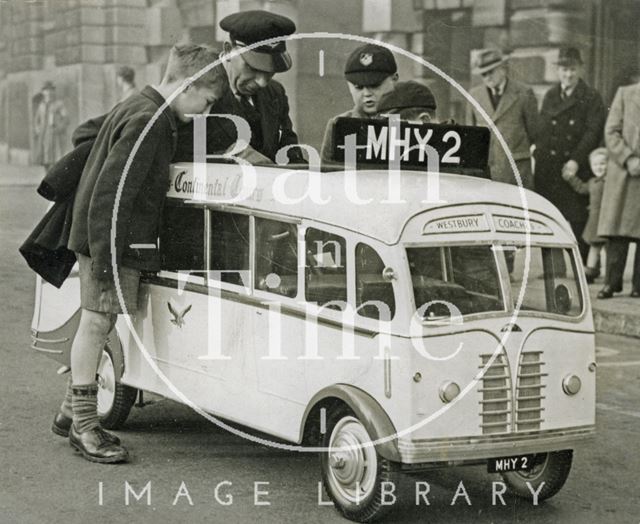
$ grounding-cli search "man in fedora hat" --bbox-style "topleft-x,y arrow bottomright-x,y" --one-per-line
534,46 -> 605,262
174,9 -> 305,164
465,49 -> 539,189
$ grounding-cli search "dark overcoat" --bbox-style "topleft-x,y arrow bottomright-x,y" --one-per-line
534,79 -> 605,223
597,83 -> 640,240
68,86 -> 178,278
174,78 -> 304,163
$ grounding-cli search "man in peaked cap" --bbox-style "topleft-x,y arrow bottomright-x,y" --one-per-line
465,48 -> 539,190
320,43 -> 398,162
534,46 -> 605,262
174,9 -> 305,164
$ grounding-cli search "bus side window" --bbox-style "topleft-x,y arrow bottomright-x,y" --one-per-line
209,211 -> 250,287
356,243 -> 395,320
305,228 -> 347,308
160,204 -> 205,273
255,218 -> 298,298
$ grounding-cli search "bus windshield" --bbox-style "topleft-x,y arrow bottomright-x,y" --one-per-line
407,244 -> 583,319
407,245 -> 504,318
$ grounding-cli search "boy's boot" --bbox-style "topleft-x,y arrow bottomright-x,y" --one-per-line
69,383 -> 128,463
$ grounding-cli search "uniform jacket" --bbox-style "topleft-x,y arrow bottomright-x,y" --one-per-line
174,77 -> 304,164
598,83 -> 640,240
68,86 -> 178,277
534,78 -> 605,223
465,78 -> 538,189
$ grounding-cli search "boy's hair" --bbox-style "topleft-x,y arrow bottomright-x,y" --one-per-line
162,44 -> 226,89
116,65 -> 135,84
589,147 -> 608,163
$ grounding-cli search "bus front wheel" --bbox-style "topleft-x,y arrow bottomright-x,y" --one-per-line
501,450 -> 573,501
320,407 -> 400,522
96,345 -> 137,429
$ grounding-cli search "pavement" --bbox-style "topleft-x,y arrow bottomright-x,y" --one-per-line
2,162 -> 639,338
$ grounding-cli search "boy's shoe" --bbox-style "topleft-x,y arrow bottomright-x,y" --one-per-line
69,424 -> 129,463
53,412 -> 121,444
584,266 -> 599,284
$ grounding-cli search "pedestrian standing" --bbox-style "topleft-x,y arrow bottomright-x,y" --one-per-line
116,65 -> 137,102
33,81 -> 68,171
534,47 -> 605,263
596,81 -> 640,298
465,49 -> 538,189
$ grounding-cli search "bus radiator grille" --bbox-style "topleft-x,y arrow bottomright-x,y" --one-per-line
515,351 -> 546,431
479,351 -> 511,435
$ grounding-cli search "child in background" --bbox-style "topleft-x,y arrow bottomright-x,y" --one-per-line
562,147 -> 608,283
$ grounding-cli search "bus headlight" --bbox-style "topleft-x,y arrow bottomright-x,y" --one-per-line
562,374 -> 581,396
439,381 -> 460,403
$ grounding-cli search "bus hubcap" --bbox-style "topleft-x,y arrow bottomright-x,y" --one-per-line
327,416 -> 377,503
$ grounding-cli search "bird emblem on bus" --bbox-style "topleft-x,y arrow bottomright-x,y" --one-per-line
167,301 -> 192,328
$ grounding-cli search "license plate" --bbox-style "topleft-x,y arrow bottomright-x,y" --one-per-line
488,454 -> 535,473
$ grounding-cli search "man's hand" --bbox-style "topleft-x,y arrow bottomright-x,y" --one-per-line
626,156 -> 640,177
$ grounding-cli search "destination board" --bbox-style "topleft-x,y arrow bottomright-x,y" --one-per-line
332,117 -> 490,175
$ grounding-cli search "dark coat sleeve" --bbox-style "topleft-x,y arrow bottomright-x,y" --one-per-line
87,113 -> 168,277
272,82 -> 305,163
571,88 -> 605,167
522,87 -> 540,145
37,140 -> 93,202
72,113 -> 108,146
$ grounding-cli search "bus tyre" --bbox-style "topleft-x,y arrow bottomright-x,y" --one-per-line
501,450 -> 573,502
96,345 -> 137,430
320,407 -> 400,523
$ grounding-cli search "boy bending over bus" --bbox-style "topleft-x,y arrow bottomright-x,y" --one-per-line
55,44 -> 226,463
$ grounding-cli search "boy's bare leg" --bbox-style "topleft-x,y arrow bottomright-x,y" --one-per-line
71,309 -> 115,385
67,308 -> 128,463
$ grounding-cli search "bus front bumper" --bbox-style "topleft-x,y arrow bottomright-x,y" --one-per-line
396,425 -> 594,466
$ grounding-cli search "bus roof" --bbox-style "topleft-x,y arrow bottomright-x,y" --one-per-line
168,162 -> 570,245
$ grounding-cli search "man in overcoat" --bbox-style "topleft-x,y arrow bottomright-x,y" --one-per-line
466,49 -> 539,189
596,81 -> 640,298
174,10 -> 305,164
534,47 -> 605,261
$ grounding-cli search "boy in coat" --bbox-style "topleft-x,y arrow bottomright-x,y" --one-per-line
55,44 -> 226,463
465,49 -> 538,189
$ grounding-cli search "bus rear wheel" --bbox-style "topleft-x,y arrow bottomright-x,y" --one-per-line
501,450 -> 573,501
96,346 -> 137,430
320,407 -> 400,522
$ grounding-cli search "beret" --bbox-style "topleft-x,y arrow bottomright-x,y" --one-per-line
377,81 -> 437,113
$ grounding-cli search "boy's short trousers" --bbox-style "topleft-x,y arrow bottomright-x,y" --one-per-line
77,253 -> 141,314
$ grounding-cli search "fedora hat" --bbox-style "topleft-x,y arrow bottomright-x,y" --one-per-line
472,49 -> 508,75
555,46 -> 583,66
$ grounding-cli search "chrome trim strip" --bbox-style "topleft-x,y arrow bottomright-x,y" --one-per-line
30,344 -> 63,355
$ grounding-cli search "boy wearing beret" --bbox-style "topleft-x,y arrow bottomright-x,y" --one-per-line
320,43 -> 398,162
55,44 -> 226,463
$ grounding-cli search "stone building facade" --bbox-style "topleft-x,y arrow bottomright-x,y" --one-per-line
0,0 -> 638,165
